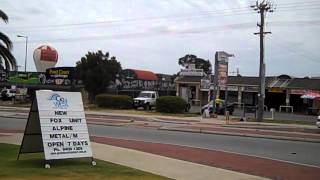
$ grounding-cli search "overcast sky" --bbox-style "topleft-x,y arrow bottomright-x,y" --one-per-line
1,0 -> 320,77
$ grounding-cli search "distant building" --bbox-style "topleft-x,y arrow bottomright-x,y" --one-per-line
112,69 -> 175,97
175,73 -> 320,115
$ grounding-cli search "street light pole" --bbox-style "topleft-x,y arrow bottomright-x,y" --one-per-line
17,35 -> 28,72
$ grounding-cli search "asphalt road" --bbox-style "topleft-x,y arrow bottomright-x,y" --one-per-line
1,116 -> 320,167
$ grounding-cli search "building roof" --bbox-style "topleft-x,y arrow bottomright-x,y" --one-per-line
287,78 -> 320,90
228,76 -> 260,86
174,74 -> 320,91
222,76 -> 276,86
130,69 -> 158,81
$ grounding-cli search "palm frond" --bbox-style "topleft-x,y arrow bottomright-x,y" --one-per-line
0,43 -> 16,71
0,9 -> 8,23
0,32 -> 13,49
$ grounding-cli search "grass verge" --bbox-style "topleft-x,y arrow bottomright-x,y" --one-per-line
0,143 -> 169,180
86,104 -> 199,118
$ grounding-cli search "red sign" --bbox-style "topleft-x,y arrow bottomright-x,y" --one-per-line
40,49 -> 58,62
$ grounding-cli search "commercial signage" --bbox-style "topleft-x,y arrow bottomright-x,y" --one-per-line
18,90 -> 93,162
0,67 -> 79,86
4,72 -> 45,84
269,87 -> 284,93
290,89 -> 307,95
213,51 -> 233,88
200,79 -> 210,90
180,69 -> 204,76
220,85 -> 238,91
244,86 -> 259,92
45,67 -> 75,86
36,90 -> 92,160
217,64 -> 228,87
290,89 -> 320,95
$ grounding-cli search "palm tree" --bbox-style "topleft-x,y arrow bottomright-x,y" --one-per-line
0,9 -> 16,72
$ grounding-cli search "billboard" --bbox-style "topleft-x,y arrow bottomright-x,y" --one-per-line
45,67 -> 75,86
0,67 -> 79,86
6,72 -> 45,84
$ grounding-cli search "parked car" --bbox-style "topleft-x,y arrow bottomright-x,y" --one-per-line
316,115 -> 320,128
201,99 -> 234,115
133,91 -> 159,110
0,88 -> 16,100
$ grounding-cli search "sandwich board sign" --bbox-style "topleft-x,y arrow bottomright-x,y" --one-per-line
18,90 -> 95,168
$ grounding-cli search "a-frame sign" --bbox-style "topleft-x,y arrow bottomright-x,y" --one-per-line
18,90 -> 95,168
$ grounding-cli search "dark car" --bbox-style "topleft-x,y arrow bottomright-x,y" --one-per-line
201,100 -> 234,115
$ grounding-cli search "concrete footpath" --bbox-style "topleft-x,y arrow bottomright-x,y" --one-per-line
0,132 -> 268,180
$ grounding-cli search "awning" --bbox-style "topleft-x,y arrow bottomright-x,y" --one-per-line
301,92 -> 320,99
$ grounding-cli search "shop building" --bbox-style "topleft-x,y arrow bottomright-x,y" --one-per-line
113,69 -> 176,97
175,73 -> 320,114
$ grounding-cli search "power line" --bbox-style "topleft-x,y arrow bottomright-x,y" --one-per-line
11,22 -> 255,44
10,19 -> 320,44
4,8 -> 253,30
5,1 -> 319,32
269,34 -> 320,64
276,0 -> 320,6
6,11 -> 254,33
7,7 -> 320,35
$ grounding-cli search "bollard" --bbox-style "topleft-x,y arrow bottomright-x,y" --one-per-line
225,111 -> 230,124
270,108 -> 275,120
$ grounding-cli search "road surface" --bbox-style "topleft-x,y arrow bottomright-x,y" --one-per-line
1,116 -> 319,167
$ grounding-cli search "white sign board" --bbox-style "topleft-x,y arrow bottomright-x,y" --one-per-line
180,69 -> 204,76
36,90 -> 92,160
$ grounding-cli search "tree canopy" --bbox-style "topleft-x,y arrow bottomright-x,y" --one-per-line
0,9 -> 16,72
178,54 -> 212,74
76,50 -> 122,102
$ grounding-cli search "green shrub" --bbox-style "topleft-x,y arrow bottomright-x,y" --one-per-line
95,94 -> 133,109
156,96 -> 187,113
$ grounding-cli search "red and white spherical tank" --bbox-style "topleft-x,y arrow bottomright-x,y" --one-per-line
33,45 -> 58,72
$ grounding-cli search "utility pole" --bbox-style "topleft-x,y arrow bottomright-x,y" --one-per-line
251,1 -> 274,122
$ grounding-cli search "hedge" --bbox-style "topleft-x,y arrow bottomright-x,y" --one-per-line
95,94 -> 133,109
156,96 -> 187,113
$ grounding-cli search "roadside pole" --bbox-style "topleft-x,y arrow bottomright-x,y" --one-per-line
251,1 -> 274,122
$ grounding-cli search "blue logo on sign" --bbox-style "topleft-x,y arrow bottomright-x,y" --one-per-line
49,93 -> 68,109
